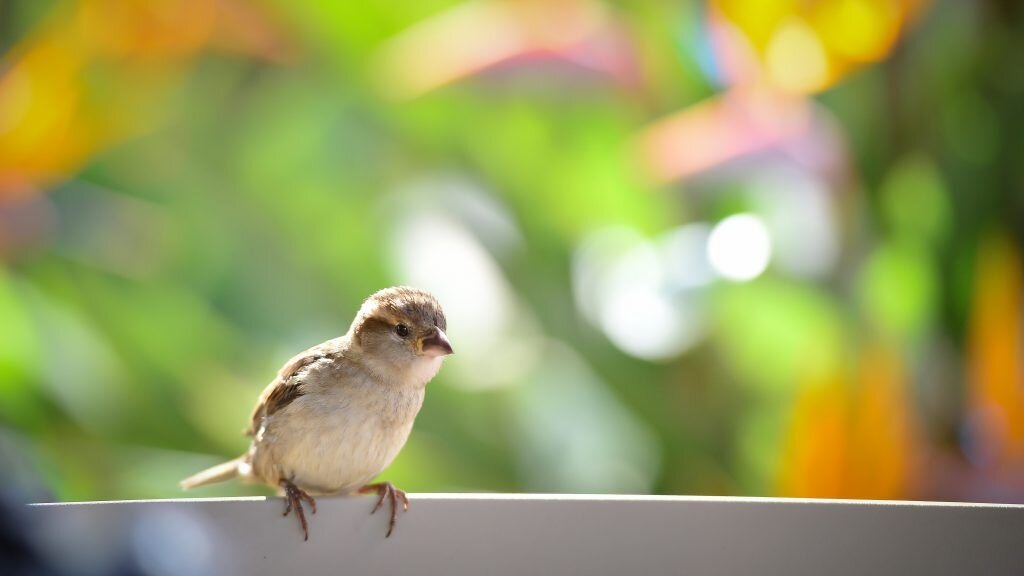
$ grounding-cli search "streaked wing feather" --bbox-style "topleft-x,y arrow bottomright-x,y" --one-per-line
245,343 -> 333,436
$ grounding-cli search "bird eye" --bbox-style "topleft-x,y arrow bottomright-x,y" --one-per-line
395,323 -> 410,338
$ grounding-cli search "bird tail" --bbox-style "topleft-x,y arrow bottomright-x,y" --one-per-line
180,456 -> 244,490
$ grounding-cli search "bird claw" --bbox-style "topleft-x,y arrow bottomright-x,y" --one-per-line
360,482 -> 409,538
280,478 -> 316,541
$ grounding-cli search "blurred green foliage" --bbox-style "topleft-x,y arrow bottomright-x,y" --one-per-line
0,0 -> 1022,503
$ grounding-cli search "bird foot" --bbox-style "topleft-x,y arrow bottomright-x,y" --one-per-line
359,481 -> 409,537
280,477 -> 317,541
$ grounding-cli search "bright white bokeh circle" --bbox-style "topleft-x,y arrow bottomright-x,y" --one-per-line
706,214 -> 772,281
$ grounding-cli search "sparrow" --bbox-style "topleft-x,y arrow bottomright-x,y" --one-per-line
180,286 -> 453,540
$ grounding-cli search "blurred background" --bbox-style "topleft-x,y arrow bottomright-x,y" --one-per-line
0,0 -> 1022,504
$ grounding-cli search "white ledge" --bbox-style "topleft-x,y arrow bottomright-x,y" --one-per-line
25,494 -> 1024,575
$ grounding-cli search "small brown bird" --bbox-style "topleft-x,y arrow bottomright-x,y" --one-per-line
180,286 -> 453,540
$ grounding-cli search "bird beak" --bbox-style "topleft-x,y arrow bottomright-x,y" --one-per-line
420,327 -> 454,357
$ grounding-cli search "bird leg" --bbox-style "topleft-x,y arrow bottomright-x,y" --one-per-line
358,481 -> 409,537
280,477 -> 317,541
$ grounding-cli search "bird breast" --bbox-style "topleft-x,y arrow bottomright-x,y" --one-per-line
251,377 -> 425,496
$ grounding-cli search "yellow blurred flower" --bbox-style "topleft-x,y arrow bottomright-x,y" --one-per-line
76,0 -> 216,60
0,0 -> 290,197
966,234 -> 1024,470
778,343 -> 920,499
0,31 -> 105,193
711,0 -> 928,95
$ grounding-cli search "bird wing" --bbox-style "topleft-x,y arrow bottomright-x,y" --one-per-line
245,340 -> 340,436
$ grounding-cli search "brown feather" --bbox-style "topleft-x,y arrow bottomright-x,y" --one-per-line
246,348 -> 329,436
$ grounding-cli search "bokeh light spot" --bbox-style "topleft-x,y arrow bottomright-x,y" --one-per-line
765,17 -> 829,94
816,0 -> 901,62
707,214 -> 772,281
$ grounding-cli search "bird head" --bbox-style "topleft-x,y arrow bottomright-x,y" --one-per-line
350,286 -> 453,383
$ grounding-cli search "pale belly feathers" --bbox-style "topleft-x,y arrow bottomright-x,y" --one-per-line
246,365 -> 426,495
